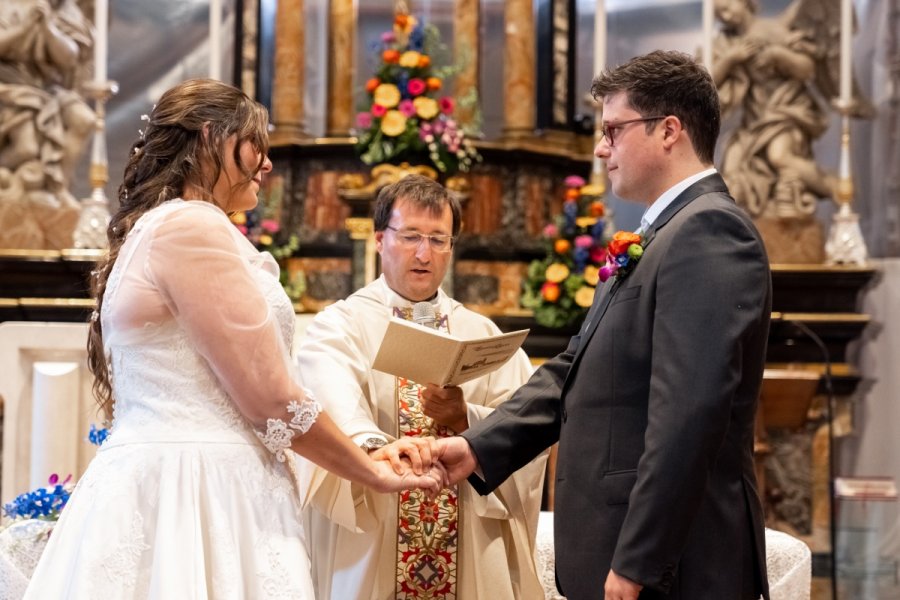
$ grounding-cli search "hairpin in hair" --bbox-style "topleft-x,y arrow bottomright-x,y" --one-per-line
138,113 -> 150,141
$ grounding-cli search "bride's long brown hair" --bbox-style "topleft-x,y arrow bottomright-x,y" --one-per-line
87,78 -> 270,420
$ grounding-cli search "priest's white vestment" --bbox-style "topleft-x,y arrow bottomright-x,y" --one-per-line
295,276 -> 547,600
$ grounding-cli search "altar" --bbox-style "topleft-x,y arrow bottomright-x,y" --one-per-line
534,512 -> 811,600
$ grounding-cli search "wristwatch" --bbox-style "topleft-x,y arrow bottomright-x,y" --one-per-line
360,437 -> 387,453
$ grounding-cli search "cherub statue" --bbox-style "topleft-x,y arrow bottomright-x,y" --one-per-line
0,0 -> 95,249
712,0 -> 871,220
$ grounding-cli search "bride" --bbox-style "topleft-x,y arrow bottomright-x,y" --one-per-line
24,79 -> 443,598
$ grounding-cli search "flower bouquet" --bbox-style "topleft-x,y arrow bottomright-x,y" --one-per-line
521,176 -> 609,328
353,10 -> 480,176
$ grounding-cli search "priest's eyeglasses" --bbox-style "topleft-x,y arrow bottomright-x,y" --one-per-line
385,226 -> 455,253
600,116 -> 666,147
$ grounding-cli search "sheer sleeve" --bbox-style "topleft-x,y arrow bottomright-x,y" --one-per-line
144,203 -> 320,459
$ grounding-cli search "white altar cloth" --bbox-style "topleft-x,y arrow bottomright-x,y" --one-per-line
536,511 -> 810,600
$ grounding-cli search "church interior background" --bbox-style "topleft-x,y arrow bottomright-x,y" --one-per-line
1,0 -> 899,598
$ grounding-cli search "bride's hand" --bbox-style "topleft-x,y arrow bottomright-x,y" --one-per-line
370,436 -> 437,475
371,457 -> 448,496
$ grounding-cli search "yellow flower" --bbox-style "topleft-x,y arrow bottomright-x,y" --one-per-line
230,212 -> 247,225
373,83 -> 401,108
583,265 -> 600,286
575,286 -> 595,307
259,234 -> 273,246
380,110 -> 407,136
545,263 -> 570,283
413,96 -> 439,120
399,51 -> 422,68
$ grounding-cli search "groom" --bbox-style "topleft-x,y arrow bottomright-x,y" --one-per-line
437,50 -> 772,600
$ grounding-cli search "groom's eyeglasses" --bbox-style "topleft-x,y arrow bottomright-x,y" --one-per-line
600,116 -> 666,147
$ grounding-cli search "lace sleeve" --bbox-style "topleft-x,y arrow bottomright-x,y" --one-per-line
256,395 -> 321,461
144,202 -> 321,456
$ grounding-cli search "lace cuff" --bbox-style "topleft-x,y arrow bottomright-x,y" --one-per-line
255,395 -> 323,462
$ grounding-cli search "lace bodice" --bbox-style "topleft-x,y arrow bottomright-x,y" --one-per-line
101,200 -> 319,458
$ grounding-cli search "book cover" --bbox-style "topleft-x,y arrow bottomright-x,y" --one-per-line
372,317 -> 529,387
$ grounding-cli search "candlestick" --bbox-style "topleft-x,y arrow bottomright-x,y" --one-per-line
840,0 -> 852,104
74,82 -> 118,249
210,0 -> 223,80
93,0 -> 108,84
592,0 -> 605,179
824,114 -> 867,265
593,0 -> 605,78
702,0 -> 714,71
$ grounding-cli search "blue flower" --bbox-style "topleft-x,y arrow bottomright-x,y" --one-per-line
88,423 -> 109,446
2,475 -> 72,521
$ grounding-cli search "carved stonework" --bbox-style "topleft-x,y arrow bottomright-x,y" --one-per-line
712,0 -> 872,221
0,0 -> 96,249
754,216 -> 826,263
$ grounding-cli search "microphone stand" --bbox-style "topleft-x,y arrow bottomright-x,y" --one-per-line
786,319 -> 839,600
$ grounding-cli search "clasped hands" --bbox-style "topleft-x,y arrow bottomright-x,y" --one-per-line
368,435 -> 478,498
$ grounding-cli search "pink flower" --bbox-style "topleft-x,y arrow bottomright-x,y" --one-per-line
261,219 -> 281,233
407,78 -> 426,96
590,246 -> 607,263
356,112 -> 372,128
398,99 -> 416,117
543,223 -> 559,237
575,235 -> 593,249
381,31 -> 396,44
439,97 -> 454,114
564,175 -> 586,188
237,225 -> 248,235
371,104 -> 387,118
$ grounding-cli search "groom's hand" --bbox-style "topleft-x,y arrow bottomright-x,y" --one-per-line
434,436 -> 479,485
604,569 -> 642,600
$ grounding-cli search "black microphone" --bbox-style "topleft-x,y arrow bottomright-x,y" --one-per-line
412,301 -> 438,329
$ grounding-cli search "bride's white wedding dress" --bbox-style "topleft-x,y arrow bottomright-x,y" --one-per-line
24,200 -> 320,599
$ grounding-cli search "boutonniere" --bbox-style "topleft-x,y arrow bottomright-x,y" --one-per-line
599,231 -> 644,282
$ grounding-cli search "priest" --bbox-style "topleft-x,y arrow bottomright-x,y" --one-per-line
295,174 -> 547,599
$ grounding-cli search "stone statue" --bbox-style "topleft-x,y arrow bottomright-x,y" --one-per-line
712,0 -> 871,220
0,0 -> 95,249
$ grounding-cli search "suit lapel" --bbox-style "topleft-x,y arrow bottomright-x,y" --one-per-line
566,173 -> 730,368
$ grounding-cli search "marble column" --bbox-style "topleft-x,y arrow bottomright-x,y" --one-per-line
453,0 -> 480,130
327,0 -> 356,136
503,0 -> 536,138
272,0 -> 307,142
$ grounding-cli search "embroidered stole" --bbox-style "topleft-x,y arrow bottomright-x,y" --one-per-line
393,306 -> 459,599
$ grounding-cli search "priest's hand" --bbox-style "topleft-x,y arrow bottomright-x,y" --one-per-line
370,437 -> 437,475
604,569 -> 642,600
434,436 -> 479,485
422,384 -> 468,433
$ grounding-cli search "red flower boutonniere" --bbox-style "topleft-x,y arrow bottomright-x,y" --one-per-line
599,231 -> 644,282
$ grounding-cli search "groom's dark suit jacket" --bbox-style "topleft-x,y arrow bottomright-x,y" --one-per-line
463,174 -> 771,600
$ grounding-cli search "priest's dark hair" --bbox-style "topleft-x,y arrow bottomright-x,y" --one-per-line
373,174 -> 461,237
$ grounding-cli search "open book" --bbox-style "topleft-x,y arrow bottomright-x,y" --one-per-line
372,317 -> 530,387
